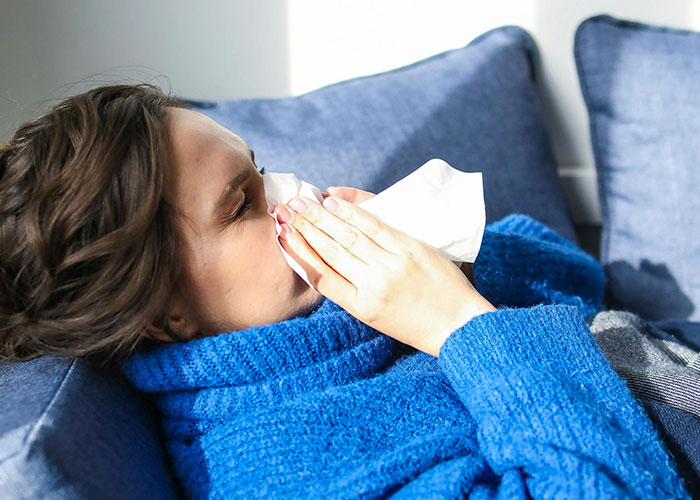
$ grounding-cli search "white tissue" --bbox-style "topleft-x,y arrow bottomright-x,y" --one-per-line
263,158 -> 485,289
263,173 -> 325,286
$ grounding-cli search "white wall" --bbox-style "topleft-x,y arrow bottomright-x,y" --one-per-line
2,0 -> 699,224
0,0 -> 291,136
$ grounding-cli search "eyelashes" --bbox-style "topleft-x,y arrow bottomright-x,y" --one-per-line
235,195 -> 253,219
219,164 -> 266,229
218,195 -> 250,229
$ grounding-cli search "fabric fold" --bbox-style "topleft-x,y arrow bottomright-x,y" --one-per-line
121,213 -> 689,500
124,299 -> 393,394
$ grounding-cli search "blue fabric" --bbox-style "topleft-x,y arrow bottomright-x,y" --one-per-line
0,355 -> 180,499
184,26 -> 577,244
122,213 -> 688,499
575,15 -> 700,321
640,399 -> 700,499
648,318 -> 700,353
641,319 -> 700,499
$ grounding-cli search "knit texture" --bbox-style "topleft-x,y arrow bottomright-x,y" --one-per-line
122,213 -> 688,499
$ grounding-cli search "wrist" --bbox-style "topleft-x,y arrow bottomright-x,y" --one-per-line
422,295 -> 497,357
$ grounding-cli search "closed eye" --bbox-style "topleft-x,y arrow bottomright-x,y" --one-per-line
219,195 -> 251,228
218,165 -> 265,229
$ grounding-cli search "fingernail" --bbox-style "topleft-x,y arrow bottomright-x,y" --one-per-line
279,223 -> 292,240
323,196 -> 339,212
289,197 -> 308,215
275,205 -> 293,224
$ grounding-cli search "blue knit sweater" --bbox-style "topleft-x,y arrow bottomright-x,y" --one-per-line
122,214 -> 688,499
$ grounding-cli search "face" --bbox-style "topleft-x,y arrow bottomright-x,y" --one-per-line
155,107 -> 322,341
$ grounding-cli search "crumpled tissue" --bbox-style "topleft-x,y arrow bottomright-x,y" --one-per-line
263,158 -> 485,288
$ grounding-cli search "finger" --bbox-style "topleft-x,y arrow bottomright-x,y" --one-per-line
278,223 -> 357,300
322,195 -> 407,254
326,186 -> 376,204
283,197 -> 391,265
280,202 -> 372,286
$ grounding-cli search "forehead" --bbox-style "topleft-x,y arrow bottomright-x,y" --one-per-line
167,107 -> 248,160
164,108 -> 250,223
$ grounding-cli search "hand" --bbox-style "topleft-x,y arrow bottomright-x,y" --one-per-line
326,186 -> 476,286
274,194 -> 496,357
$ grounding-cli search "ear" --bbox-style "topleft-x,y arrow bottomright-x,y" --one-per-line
144,291 -> 200,343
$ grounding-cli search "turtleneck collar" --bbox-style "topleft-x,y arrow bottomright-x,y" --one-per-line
122,299 -> 397,393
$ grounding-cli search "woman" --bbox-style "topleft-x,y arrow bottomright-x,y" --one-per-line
0,84 -> 688,498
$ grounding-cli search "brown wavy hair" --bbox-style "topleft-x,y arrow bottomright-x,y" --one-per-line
0,83 -> 191,366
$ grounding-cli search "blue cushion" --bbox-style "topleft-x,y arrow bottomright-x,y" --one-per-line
0,356 -> 179,499
186,26 -> 577,244
575,15 -> 700,321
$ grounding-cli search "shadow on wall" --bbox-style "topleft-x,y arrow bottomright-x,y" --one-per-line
0,0 -> 292,144
604,259 -> 696,322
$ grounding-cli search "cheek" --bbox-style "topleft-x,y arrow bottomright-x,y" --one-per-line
245,215 -> 293,280
192,215 -> 317,330
206,213 -> 300,305
189,217 -> 280,292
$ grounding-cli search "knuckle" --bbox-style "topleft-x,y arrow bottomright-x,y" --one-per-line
341,228 -> 360,250
305,204 -> 322,224
402,241 -> 424,264
357,300 -> 380,324
386,254 -> 408,276
366,220 -> 384,241
285,233 -> 299,250
404,248 -> 418,264
295,217 -> 311,235
335,201 -> 353,220
376,273 -> 395,297
365,270 -> 392,300
323,243 -> 340,267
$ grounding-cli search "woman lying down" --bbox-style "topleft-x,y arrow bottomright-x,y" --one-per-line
0,84 -> 690,499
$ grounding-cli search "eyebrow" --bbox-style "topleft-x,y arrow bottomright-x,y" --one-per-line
213,148 -> 256,215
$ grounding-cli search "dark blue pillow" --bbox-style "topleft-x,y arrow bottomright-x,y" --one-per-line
575,15 -> 700,321
0,356 -> 180,499
186,26 -> 577,244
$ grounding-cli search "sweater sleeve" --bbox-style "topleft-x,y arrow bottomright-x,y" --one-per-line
473,214 -> 606,320
438,303 -> 689,499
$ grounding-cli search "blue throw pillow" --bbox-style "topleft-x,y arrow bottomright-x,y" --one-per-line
575,15 -> 700,321
185,26 -> 577,244
0,356 -> 179,499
